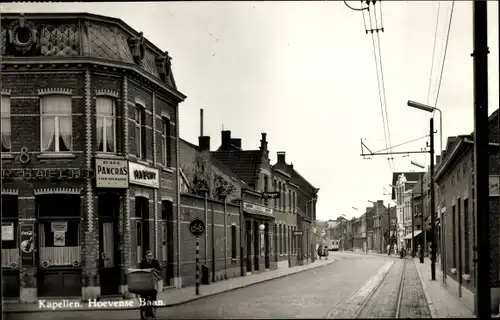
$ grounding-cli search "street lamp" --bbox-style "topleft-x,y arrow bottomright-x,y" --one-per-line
407,100 -> 437,280
407,100 -> 443,157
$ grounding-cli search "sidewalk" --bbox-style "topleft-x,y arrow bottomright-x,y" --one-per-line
5,255 -> 338,313
414,258 -> 474,318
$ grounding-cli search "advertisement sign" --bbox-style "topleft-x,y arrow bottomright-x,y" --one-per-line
243,202 -> 274,218
490,175 -> 500,197
51,222 -> 67,232
2,168 -> 94,180
261,191 -> 280,199
20,224 -> 35,266
2,222 -> 14,241
95,159 -> 129,188
54,231 -> 66,247
129,162 -> 159,189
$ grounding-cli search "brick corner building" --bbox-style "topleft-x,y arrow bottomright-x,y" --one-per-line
0,12 -> 186,302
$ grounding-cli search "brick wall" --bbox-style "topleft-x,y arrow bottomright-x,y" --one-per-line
179,194 -> 241,286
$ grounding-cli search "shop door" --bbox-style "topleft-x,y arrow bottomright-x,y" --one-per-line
98,196 -> 120,295
264,224 -> 270,269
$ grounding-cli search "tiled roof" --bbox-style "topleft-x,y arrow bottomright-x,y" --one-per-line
211,150 -> 262,185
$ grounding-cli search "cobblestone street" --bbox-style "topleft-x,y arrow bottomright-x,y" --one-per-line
5,253 -> 390,320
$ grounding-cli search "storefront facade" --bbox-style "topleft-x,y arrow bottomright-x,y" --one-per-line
0,12 -> 185,302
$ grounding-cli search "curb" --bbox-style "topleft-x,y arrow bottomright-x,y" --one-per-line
414,259 -> 438,319
5,259 -> 338,314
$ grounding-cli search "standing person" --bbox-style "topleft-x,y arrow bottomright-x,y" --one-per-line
387,244 -> 391,255
317,245 -> 323,260
324,245 -> 329,260
139,250 -> 162,320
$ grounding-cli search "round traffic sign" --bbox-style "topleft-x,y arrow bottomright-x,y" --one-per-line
189,218 -> 205,237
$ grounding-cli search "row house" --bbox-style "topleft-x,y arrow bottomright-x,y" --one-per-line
411,172 -> 430,257
391,172 -> 422,249
351,217 -> 362,251
273,151 -> 319,265
434,108 -> 499,314
371,200 -> 387,254
1,13 -> 185,302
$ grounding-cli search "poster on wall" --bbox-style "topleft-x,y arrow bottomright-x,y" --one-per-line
490,175 -> 500,197
2,222 -> 14,241
54,231 -> 66,247
20,224 -> 35,266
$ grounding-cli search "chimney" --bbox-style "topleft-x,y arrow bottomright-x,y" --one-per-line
289,162 -> 293,169
200,109 -> 204,136
221,130 -> 231,149
199,136 -> 210,151
260,133 -> 268,151
277,151 -> 286,163
230,138 -> 242,149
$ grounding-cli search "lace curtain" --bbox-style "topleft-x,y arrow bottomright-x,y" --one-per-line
41,95 -> 72,151
1,96 -> 11,151
96,97 -> 115,152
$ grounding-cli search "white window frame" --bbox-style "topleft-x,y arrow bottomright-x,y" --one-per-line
96,97 -> 117,153
1,94 -> 11,152
40,95 -> 73,153
134,104 -> 144,157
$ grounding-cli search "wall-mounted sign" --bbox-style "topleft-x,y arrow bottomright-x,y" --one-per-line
293,230 -> 303,236
2,222 -> 14,241
243,202 -> 274,218
490,175 -> 500,197
20,224 -> 35,266
261,191 -> 280,199
95,159 -> 129,188
51,222 -> 67,233
2,168 -> 94,180
129,162 -> 159,189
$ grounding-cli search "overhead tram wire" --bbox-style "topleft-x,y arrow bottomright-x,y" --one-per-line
423,1 -> 442,168
365,4 -> 394,173
433,1 -> 455,111
373,1 -> 396,171
371,134 -> 430,154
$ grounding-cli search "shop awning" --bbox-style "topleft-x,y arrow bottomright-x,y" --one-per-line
403,230 -> 422,240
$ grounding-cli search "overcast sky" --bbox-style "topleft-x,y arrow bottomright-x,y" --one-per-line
2,1 -> 499,221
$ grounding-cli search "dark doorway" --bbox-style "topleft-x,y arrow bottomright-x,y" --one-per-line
135,197 -> 150,262
246,221 -> 252,273
253,222 -> 259,271
98,194 -> 121,295
264,223 -> 270,269
162,200 -> 174,286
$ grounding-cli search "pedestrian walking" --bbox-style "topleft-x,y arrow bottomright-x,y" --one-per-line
418,244 -> 424,263
324,245 -> 329,260
387,244 -> 390,255
317,245 -> 323,260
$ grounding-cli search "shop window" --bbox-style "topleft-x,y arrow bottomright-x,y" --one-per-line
96,97 -> 116,153
134,104 -> 146,158
1,195 -> 18,267
136,220 -> 142,263
37,195 -> 80,268
161,117 -> 171,167
1,94 -> 11,152
40,95 -> 72,152
231,225 -> 237,259
135,196 -> 150,262
38,221 -> 80,267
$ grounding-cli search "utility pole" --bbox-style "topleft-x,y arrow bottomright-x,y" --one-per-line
472,0 -> 490,318
420,173 -> 425,260
430,118 -> 436,280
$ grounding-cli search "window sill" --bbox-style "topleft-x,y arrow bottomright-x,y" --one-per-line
231,258 -> 238,263
37,153 -> 77,160
1,153 -> 14,160
94,153 -> 125,160
135,159 -> 150,166
462,274 -> 471,281
162,167 -> 174,173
